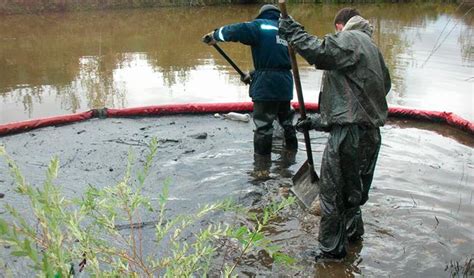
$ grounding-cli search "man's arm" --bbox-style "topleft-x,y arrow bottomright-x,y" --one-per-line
378,50 -> 391,95
212,22 -> 260,46
295,113 -> 330,132
278,17 -> 358,70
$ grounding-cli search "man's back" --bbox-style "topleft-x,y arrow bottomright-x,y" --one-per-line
248,18 -> 291,71
203,4 -> 298,155
318,19 -> 391,127
212,10 -> 293,101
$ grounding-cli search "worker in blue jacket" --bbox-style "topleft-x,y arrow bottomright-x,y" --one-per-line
203,4 -> 298,156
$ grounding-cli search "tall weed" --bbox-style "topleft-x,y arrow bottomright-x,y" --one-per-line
0,139 -> 294,276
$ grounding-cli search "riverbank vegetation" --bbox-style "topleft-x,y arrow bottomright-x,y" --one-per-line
0,0 -> 465,15
1,0 -> 232,14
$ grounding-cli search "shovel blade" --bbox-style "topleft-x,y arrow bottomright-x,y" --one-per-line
291,160 -> 320,209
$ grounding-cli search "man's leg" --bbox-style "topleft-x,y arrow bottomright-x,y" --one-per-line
253,101 -> 278,155
360,128 -> 382,206
276,101 -> 298,151
342,126 -> 381,241
339,126 -> 364,241
317,126 -> 348,258
316,126 -> 381,258
251,153 -> 272,182
345,206 -> 364,242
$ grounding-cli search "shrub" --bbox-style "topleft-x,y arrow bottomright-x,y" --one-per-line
0,139 -> 294,276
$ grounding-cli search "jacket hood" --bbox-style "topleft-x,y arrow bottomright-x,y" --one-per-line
256,9 -> 280,20
342,15 -> 374,37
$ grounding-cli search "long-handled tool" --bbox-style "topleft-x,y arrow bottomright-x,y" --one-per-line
202,35 -> 250,85
279,0 -> 320,209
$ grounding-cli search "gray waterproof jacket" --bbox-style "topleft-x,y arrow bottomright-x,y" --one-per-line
280,16 -> 391,127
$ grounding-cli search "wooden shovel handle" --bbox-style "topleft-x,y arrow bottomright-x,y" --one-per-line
279,0 -> 319,182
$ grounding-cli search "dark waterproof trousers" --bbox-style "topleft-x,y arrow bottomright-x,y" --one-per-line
253,101 -> 297,155
318,125 -> 381,256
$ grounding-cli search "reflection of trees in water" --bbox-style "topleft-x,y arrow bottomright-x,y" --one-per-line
372,16 -> 412,105
0,4 -> 471,116
0,14 -> 79,91
141,6 -> 257,85
458,25 -> 473,63
286,4 -> 472,104
376,4 -> 472,98
458,6 -> 473,63
55,86 -> 81,112
6,86 -> 44,118
288,3 -> 452,104
0,7 -> 256,113
0,12 -> 127,114
77,55 -> 126,110
159,67 -> 193,87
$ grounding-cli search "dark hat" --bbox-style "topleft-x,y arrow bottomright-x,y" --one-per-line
258,4 -> 280,17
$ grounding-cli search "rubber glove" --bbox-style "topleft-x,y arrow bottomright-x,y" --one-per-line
202,32 -> 216,45
278,15 -> 304,43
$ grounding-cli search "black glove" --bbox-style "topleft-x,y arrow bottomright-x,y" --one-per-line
240,73 -> 251,85
278,15 -> 304,43
202,32 -> 216,45
295,117 -> 314,132
295,114 -> 329,132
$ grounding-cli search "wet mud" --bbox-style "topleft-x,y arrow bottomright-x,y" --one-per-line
0,115 -> 472,276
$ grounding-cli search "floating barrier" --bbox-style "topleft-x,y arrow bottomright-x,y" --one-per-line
0,102 -> 472,136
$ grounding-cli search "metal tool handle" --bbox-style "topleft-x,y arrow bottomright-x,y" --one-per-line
202,35 -> 250,85
279,0 -> 319,182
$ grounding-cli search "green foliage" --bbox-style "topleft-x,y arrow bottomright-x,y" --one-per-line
0,139 -> 295,276
224,196 -> 297,275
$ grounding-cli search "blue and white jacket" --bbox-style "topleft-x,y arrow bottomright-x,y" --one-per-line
212,10 -> 293,102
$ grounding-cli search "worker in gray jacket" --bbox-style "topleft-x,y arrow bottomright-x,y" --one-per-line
279,8 -> 391,261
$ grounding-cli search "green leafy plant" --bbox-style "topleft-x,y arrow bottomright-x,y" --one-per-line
0,140 -> 295,276
223,196 -> 297,276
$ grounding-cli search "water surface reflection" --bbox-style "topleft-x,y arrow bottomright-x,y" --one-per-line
0,3 -> 472,124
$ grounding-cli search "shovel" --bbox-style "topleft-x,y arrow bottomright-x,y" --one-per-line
202,35 -> 250,85
279,0 -> 320,209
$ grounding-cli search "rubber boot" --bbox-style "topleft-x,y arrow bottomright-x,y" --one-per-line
302,248 -> 346,262
284,135 -> 298,151
254,133 -> 273,156
279,105 -> 297,151
251,153 -> 272,182
346,207 -> 365,242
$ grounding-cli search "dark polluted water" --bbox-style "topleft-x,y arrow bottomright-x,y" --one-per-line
0,116 -> 472,276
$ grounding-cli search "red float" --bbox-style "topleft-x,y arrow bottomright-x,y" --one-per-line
0,102 -> 472,136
